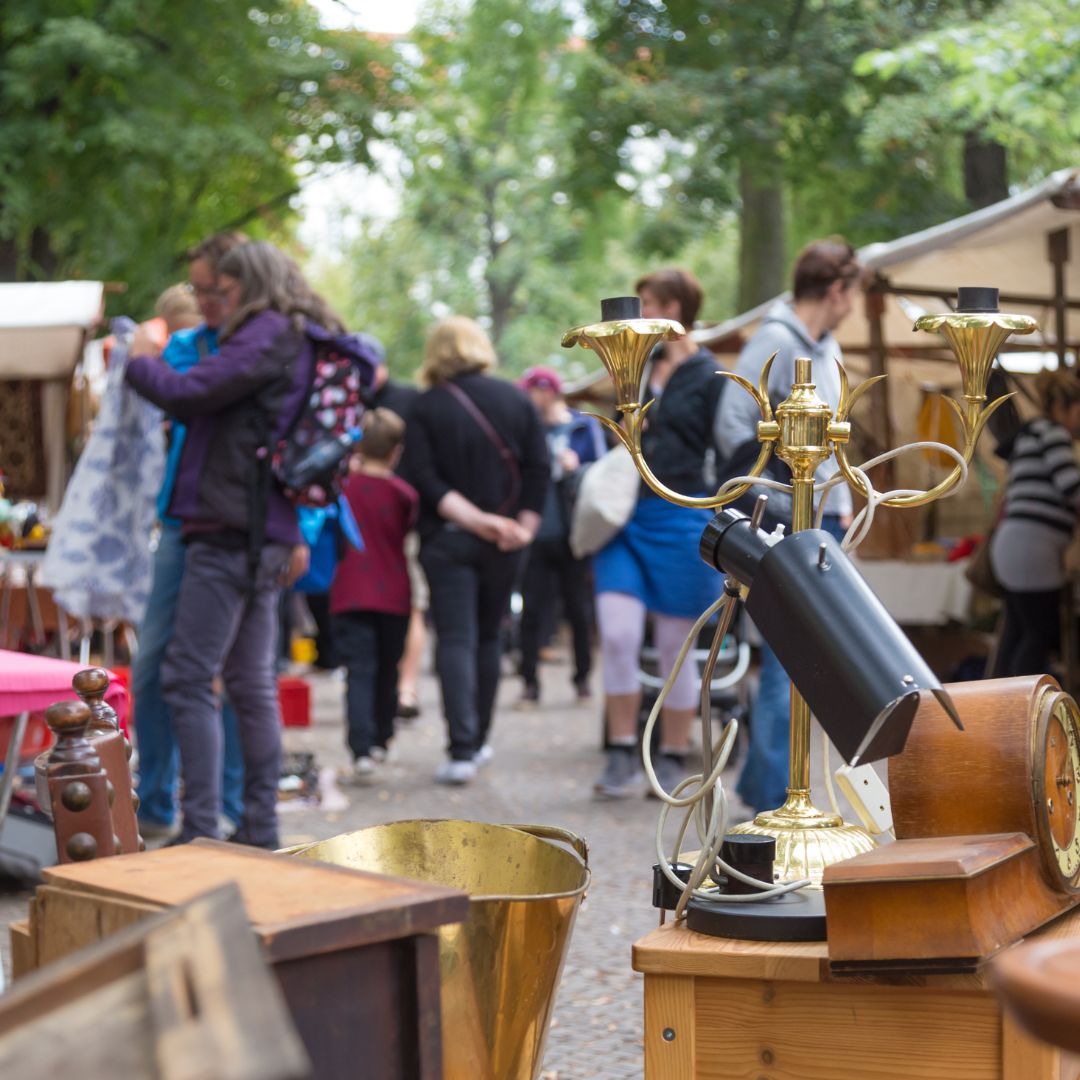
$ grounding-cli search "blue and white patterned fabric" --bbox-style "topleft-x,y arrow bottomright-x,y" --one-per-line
42,318 -> 166,623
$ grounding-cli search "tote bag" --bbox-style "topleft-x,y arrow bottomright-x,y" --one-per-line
569,444 -> 640,558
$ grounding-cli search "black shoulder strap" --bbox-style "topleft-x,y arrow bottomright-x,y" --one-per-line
442,381 -> 521,516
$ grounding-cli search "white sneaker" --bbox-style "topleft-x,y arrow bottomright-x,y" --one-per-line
473,744 -> 495,767
435,759 -> 477,785
369,746 -> 389,764
351,756 -> 379,785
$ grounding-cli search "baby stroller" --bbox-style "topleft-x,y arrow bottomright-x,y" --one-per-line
635,609 -> 754,767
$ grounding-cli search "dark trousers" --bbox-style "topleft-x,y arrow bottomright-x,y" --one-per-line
334,610 -> 409,759
161,541 -> 289,846
994,587 -> 1062,678
306,591 -> 338,669
520,537 -> 593,687
420,528 -> 523,761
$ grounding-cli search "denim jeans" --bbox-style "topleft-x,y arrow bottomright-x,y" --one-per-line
132,524 -> 245,828
736,513 -> 847,814
161,541 -> 288,844
420,528 -> 523,761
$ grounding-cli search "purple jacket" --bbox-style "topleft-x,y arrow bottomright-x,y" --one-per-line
126,310 -> 312,546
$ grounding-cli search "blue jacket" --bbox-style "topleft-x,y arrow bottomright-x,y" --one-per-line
157,325 -> 218,523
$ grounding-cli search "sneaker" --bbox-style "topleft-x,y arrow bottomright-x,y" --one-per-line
473,744 -> 495,768
514,684 -> 540,711
350,756 -> 379,785
369,745 -> 389,764
435,759 -> 478,785
648,753 -> 687,799
574,678 -> 592,702
229,831 -> 280,851
593,747 -> 644,800
396,697 -> 421,721
138,818 -> 180,841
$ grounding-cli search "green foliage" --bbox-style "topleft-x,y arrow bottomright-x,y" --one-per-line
580,0 -> 990,261
0,0 -> 389,313
856,0 -> 1080,173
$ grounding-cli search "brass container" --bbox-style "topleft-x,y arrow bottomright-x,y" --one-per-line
288,819 -> 590,1080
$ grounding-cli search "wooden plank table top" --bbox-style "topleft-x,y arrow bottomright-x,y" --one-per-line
42,838 -> 470,963
632,900 -> 1080,990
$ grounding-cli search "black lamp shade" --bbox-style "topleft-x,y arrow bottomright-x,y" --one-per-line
701,512 -> 958,765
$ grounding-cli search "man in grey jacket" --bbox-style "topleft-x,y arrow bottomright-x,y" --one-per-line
715,238 -> 863,813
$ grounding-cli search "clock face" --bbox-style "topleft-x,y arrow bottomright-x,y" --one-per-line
1035,691 -> 1080,891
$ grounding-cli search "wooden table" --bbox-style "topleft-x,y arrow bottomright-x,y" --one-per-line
17,839 -> 470,1080
633,906 -> 1080,1079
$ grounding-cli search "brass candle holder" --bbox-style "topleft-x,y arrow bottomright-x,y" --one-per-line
563,287 -> 1037,885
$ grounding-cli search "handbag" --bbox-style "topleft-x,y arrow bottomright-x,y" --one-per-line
569,444 -> 640,558
964,525 -> 1004,599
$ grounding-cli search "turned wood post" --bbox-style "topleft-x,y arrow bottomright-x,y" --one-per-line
45,701 -> 118,864
72,667 -> 142,855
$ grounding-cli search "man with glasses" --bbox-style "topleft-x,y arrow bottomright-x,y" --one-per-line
132,231 -> 249,840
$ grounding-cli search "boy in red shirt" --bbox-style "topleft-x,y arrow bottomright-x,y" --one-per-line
331,408 -> 419,783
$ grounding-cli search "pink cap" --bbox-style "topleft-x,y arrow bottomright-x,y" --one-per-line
519,366 -> 563,393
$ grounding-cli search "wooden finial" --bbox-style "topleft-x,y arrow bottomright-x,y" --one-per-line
72,667 -> 118,733
45,700 -> 93,742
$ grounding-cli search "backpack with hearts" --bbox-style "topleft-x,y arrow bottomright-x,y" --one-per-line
270,328 -> 382,507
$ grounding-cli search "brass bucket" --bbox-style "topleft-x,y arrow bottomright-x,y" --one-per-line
288,819 -> 589,1080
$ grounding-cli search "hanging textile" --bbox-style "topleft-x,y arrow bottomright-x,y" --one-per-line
42,318 -> 165,624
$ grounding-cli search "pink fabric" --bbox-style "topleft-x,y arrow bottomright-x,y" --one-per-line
0,649 -> 129,727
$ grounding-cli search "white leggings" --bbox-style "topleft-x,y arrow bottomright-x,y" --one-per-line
595,592 -> 700,710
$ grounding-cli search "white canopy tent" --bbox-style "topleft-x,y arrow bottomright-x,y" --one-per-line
569,167 -> 1080,402
0,282 -> 106,509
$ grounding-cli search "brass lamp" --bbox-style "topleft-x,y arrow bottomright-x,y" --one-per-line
563,287 -> 1036,887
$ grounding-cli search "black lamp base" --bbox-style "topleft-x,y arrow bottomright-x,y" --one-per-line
685,887 -> 826,942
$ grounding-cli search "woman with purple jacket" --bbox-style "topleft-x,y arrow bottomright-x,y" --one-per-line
126,242 -> 342,848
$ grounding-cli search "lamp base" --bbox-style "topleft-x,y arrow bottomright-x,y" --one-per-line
686,886 -> 826,942
728,792 -> 876,887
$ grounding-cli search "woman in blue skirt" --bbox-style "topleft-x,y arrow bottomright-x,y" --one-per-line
593,269 -> 726,799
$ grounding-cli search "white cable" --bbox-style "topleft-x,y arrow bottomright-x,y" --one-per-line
643,595 -> 811,913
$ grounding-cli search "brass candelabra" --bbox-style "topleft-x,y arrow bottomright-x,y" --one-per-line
563,289 -> 1037,885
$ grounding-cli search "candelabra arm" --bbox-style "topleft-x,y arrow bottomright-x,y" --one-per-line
834,360 -> 887,425
833,391 -> 1015,508
595,407 -> 777,509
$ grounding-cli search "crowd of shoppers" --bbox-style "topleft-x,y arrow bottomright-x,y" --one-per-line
118,223 -> 1076,844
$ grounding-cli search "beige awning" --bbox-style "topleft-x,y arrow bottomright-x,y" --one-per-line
0,281 -> 105,380
567,167 -> 1080,403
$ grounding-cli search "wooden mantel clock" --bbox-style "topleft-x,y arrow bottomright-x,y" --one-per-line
825,675 -> 1080,972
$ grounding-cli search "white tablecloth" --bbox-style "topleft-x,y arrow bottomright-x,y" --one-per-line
851,557 -> 973,626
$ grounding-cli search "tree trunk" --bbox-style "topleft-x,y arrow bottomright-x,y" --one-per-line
963,131 -> 1008,209
738,156 -> 785,311
0,237 -> 19,282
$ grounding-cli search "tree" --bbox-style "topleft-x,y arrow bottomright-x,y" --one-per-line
0,1 -> 390,310
581,0 -> 989,307
856,0 -> 1080,201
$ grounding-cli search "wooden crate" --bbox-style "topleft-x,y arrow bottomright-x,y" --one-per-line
633,906 -> 1080,1079
0,883 -> 308,1079
23,839 -> 469,1080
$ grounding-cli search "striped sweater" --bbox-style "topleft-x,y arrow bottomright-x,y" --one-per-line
1001,417 -> 1080,534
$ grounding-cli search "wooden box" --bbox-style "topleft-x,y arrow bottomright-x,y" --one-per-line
823,833 -> 1070,972
22,840 -> 470,1080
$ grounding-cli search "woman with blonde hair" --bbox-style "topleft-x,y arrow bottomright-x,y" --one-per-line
991,368 -> 1080,677
402,316 -> 549,784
